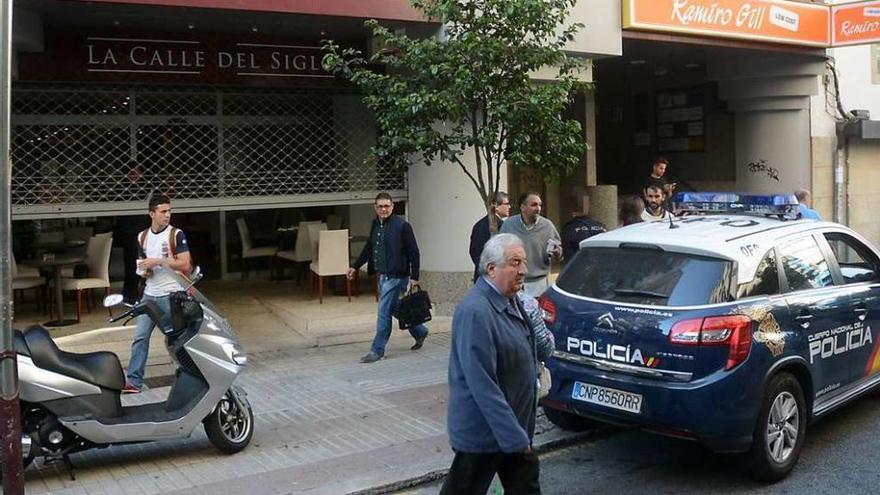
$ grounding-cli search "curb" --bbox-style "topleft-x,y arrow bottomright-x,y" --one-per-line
345,428 -> 600,495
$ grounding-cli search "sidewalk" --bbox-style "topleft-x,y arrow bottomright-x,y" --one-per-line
16,277 -> 583,495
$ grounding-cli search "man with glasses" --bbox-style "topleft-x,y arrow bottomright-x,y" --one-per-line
348,192 -> 429,363
468,191 -> 511,283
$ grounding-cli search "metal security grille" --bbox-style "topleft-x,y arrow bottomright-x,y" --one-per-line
11,83 -> 404,218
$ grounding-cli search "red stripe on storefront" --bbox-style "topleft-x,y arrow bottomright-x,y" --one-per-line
74,0 -> 431,23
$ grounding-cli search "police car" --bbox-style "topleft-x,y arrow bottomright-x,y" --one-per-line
539,193 -> 880,481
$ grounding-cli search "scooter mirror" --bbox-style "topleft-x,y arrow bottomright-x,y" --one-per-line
103,294 -> 125,308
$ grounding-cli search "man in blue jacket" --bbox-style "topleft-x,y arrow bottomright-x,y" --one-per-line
348,192 -> 429,363
441,233 -> 541,495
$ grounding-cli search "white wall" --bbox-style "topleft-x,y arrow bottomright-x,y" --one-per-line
407,155 -> 508,273
830,45 -> 880,117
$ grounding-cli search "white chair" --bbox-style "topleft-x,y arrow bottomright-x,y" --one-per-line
12,255 -> 46,314
12,254 -> 40,279
306,223 -> 328,261
276,220 -> 323,282
236,217 -> 278,279
60,233 -> 113,321
309,229 -> 351,304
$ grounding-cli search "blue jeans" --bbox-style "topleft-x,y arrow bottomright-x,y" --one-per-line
371,275 -> 429,356
126,294 -> 171,388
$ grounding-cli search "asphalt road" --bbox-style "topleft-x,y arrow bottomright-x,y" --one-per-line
398,393 -> 880,494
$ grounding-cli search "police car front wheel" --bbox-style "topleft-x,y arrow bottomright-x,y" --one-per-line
748,372 -> 806,482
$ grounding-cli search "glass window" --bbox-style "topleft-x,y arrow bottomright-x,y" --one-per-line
557,246 -> 736,306
738,249 -> 779,299
824,233 -> 880,284
778,236 -> 833,291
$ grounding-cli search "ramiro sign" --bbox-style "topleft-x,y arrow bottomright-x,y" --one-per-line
623,0 -> 830,47
833,0 -> 880,46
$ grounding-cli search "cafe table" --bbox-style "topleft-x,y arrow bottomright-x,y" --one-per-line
26,254 -> 86,327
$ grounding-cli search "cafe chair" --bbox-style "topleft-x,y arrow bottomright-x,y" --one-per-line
12,254 -> 41,279
236,217 -> 278,279
12,255 -> 47,314
60,233 -> 113,322
276,220 -> 323,283
309,229 -> 351,304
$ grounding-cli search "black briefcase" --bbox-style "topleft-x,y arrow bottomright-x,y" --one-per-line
397,286 -> 433,330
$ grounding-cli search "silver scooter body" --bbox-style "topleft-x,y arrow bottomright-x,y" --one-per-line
17,267 -> 249,448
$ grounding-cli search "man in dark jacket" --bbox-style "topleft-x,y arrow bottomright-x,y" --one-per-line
468,191 -> 511,283
560,195 -> 606,265
348,192 -> 429,363
442,232 -> 540,494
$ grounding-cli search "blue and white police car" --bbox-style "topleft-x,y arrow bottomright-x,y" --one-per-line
539,193 -> 880,481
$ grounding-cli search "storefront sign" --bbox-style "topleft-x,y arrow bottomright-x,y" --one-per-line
833,1 -> 880,46
18,33 -> 349,84
76,0 -> 429,23
622,0 -> 830,47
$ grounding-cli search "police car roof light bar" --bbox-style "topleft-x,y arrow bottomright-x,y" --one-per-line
673,192 -> 800,220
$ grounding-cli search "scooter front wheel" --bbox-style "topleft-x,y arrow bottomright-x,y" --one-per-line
204,388 -> 254,454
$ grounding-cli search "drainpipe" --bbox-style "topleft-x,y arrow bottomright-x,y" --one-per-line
833,123 -> 847,225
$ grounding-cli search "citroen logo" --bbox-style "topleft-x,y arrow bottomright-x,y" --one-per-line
597,312 -> 615,329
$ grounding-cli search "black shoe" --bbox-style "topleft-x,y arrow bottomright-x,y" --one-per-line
360,352 -> 384,364
411,331 -> 428,351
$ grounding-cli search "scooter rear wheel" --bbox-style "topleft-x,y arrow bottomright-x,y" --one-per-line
204,389 -> 254,454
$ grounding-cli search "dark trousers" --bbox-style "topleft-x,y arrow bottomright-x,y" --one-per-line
439,451 -> 541,495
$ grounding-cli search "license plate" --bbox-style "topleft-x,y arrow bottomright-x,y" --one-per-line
571,381 -> 643,414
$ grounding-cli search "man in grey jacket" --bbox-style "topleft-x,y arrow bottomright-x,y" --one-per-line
500,192 -> 561,297
441,233 -> 541,495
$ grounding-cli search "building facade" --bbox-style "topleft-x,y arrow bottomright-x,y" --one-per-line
10,0 -> 880,310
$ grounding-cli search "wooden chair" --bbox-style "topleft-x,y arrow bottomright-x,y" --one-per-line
309,229 -> 351,304
236,217 -> 278,279
60,233 -> 113,321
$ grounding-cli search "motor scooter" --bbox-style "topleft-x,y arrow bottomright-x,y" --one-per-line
8,267 -> 253,479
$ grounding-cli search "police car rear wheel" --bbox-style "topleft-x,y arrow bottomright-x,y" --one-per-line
543,406 -> 596,432
748,372 -> 806,482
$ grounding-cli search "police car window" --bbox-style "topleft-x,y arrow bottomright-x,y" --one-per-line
778,236 -> 833,291
737,249 -> 779,299
556,247 -> 736,306
823,233 -> 880,284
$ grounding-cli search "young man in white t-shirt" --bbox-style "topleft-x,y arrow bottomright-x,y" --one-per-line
123,194 -> 192,393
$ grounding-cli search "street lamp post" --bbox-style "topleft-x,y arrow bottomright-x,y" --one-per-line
0,0 -> 24,493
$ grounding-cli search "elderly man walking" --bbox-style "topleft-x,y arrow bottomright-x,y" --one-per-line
441,233 -> 542,495
500,192 -> 561,297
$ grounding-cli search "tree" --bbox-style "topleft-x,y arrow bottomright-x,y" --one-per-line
322,0 -> 589,232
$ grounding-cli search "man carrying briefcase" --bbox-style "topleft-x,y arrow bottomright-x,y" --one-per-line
348,192 -> 429,363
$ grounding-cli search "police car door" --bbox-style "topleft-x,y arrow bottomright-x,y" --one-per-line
777,234 -> 854,401
819,232 -> 880,386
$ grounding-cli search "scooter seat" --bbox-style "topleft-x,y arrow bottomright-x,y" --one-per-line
23,325 -> 125,391
13,329 -> 30,356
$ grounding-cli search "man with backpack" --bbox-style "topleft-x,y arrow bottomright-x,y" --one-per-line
124,194 -> 192,393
